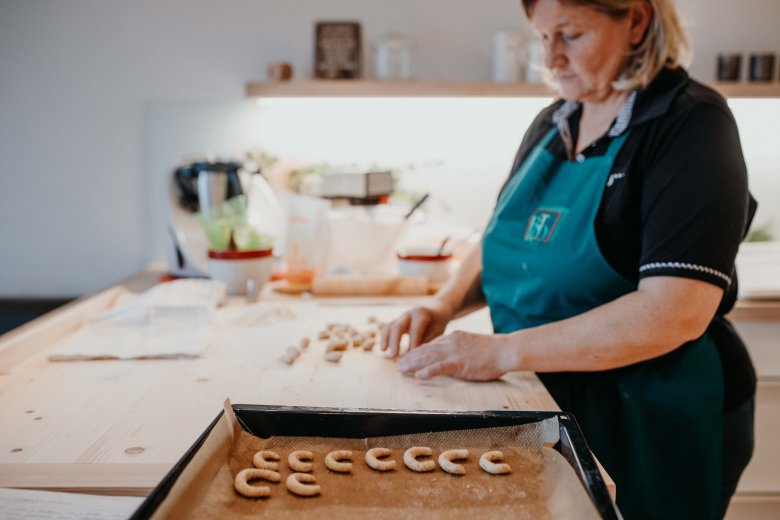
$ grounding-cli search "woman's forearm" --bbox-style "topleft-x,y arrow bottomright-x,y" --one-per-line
430,242 -> 485,318
502,276 -> 724,373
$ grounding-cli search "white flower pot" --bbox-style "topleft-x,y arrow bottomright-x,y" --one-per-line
207,248 -> 275,296
397,247 -> 453,283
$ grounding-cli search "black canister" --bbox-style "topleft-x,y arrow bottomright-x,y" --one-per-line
717,53 -> 742,81
749,53 -> 776,82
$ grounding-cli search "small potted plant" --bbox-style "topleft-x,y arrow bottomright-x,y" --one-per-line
199,196 -> 276,296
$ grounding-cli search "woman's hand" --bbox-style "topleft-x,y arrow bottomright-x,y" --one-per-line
380,300 -> 454,358
397,331 -> 513,381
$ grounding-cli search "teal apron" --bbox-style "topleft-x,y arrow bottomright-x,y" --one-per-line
482,128 -> 724,519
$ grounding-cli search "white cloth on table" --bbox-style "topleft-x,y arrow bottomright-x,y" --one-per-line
48,279 -> 226,361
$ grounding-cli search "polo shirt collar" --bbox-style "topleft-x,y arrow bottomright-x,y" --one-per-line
629,67 -> 689,127
550,67 -> 690,133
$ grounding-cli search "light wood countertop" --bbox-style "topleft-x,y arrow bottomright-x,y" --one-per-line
729,299 -> 780,322
0,270 -> 567,497
4,268 -> 774,500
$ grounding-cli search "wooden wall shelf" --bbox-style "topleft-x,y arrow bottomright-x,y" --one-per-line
246,81 -> 556,98
246,80 -> 780,99
711,82 -> 780,99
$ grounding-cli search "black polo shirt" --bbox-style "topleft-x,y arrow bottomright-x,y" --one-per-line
502,67 -> 757,410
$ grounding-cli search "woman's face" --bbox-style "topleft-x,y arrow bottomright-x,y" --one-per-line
530,0 -> 648,103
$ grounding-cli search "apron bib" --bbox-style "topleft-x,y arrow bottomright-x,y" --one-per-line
482,128 -> 723,520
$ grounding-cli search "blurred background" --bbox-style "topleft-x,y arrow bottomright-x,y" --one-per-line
1,0 -> 779,309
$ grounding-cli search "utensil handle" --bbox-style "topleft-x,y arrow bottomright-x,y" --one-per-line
404,193 -> 430,220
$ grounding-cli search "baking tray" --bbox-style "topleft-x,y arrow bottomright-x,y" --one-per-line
130,405 -> 620,519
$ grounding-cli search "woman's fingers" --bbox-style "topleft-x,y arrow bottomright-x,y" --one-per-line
408,310 -> 432,349
397,331 -> 506,381
400,349 -> 461,379
398,345 -> 443,375
383,313 -> 411,358
414,360 -> 461,380
381,305 -> 447,358
379,316 -> 396,351
380,322 -> 390,351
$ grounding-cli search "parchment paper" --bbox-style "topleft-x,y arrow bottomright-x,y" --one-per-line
149,401 -> 601,520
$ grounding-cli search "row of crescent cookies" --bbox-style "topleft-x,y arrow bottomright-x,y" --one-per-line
234,447 -> 512,499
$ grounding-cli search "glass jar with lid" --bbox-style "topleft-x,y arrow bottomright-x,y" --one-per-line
374,34 -> 413,80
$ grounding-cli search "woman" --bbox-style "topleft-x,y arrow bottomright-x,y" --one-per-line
381,1 -> 756,518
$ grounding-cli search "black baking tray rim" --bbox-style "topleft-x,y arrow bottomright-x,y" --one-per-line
130,405 -> 620,520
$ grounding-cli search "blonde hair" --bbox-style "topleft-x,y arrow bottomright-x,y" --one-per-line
522,0 -> 691,91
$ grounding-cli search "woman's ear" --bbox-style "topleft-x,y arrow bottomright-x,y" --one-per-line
629,1 -> 653,45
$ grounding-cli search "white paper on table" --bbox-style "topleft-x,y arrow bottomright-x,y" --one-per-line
47,279 -> 226,361
95,278 -> 226,325
216,303 -> 298,327
0,488 -> 143,520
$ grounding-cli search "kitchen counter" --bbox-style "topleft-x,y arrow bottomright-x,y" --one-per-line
725,298 -> 780,520
728,299 -> 780,322
3,268 -> 778,517
0,268 -> 566,499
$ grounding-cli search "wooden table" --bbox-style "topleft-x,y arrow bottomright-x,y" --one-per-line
0,270 -> 562,497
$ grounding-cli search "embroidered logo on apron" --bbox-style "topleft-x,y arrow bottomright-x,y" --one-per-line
524,209 -> 562,243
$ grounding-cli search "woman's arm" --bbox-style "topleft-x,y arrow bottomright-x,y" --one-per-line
398,276 -> 723,380
381,242 -> 485,357
399,92 -> 747,380
431,241 -> 486,318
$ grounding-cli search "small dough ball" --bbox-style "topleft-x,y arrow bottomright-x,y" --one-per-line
280,346 -> 301,365
326,338 -> 348,352
279,352 -> 297,365
325,351 -> 343,363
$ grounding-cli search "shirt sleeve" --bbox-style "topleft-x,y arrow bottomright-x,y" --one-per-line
637,100 -> 751,290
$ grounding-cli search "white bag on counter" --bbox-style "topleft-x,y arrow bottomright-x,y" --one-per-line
325,205 -> 410,276
47,280 -> 226,361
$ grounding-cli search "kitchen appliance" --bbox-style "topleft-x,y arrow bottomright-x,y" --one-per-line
319,170 -> 394,204
174,160 -> 248,215
167,160 -> 282,278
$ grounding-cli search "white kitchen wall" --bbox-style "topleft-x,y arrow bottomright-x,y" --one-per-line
145,97 -> 552,265
2,0 -> 779,297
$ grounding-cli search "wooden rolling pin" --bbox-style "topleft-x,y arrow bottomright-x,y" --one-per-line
311,275 -> 429,296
